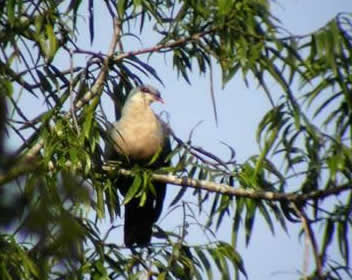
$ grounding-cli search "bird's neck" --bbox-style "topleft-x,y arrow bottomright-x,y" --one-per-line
121,99 -> 154,120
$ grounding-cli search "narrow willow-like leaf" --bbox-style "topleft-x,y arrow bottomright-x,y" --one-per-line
123,174 -> 142,205
170,186 -> 188,207
46,23 -> 58,61
88,0 -> 94,44
321,219 -> 335,263
244,199 -> 256,245
195,247 -> 213,280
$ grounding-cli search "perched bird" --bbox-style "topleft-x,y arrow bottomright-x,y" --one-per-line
105,85 -> 170,247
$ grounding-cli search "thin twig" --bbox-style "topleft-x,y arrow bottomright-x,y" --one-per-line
291,203 -> 323,279
70,49 -> 80,134
112,28 -> 216,62
72,18 -> 121,112
170,129 -> 235,175
209,61 -> 218,126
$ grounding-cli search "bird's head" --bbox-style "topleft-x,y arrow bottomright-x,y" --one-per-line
128,85 -> 164,105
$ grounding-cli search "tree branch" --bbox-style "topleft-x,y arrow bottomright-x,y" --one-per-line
72,18 -> 121,112
1,157 -> 350,204
291,203 -> 324,279
112,28 -> 216,62
103,165 -> 351,203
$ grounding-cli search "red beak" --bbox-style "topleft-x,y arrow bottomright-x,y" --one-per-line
157,96 -> 165,104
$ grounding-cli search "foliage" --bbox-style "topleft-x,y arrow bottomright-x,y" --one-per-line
0,0 -> 351,279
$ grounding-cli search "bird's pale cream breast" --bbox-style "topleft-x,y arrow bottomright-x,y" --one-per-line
112,105 -> 164,160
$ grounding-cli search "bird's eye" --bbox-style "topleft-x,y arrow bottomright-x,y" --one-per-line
140,86 -> 151,94
140,86 -> 161,99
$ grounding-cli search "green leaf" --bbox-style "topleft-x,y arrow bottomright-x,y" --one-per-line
321,219 -> 335,260
157,272 -> 166,280
7,0 -> 15,27
208,247 -> 229,279
217,0 -> 232,17
337,219 -> 349,264
215,195 -> 231,230
105,179 -> 120,220
170,186 -> 188,207
96,185 -> 105,219
88,0 -> 95,44
195,247 -> 213,280
82,107 -> 94,140
123,175 -> 142,205
222,63 -> 240,87
244,199 -> 256,245
117,0 -> 127,20
218,242 -> 247,278
257,202 -> 274,235
46,23 -> 58,61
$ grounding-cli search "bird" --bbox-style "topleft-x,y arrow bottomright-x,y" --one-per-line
105,85 -> 171,247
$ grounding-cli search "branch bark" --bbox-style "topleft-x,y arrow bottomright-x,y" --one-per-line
103,165 -> 351,203
1,157 -> 350,204
291,203 -> 324,279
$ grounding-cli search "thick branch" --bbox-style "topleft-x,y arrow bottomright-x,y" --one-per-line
0,158 -> 350,206
1,156 -> 350,203
104,166 -> 352,203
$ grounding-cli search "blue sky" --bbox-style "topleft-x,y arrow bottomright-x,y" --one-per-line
7,1 -> 352,279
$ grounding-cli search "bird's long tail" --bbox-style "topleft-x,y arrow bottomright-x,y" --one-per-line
124,197 -> 154,247
124,182 -> 166,247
